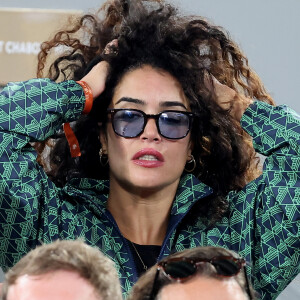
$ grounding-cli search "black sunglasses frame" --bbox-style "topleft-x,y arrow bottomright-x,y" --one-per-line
148,255 -> 254,300
107,108 -> 195,140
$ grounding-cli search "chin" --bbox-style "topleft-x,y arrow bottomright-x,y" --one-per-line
128,173 -> 180,193
132,178 -> 164,190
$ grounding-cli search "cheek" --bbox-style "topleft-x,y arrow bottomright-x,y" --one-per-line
106,127 -> 131,161
170,137 -> 191,159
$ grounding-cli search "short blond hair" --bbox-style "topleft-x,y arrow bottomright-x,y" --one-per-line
0,239 -> 122,300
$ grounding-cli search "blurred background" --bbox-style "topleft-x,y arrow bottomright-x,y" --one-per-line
0,0 -> 299,299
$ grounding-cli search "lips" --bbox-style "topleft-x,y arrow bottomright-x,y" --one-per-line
132,148 -> 164,168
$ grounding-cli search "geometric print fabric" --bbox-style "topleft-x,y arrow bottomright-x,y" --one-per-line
0,79 -> 299,299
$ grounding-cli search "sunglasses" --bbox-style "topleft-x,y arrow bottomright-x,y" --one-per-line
107,109 -> 194,139
149,256 -> 254,300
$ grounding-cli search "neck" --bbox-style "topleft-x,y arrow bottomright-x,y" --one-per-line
107,177 -> 180,246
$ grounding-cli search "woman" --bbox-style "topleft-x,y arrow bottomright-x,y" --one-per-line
0,0 -> 299,299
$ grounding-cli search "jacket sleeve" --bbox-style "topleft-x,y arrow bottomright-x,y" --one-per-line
0,79 -> 85,270
240,101 -> 300,299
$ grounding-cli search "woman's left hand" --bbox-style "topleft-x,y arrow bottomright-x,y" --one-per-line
207,75 -> 253,121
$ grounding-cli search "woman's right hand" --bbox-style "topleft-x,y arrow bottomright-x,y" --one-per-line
80,61 -> 110,99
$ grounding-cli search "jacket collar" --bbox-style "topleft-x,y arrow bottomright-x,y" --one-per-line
64,178 -> 109,211
171,173 -> 214,215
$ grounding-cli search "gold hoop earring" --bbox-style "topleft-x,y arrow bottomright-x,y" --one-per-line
185,155 -> 196,172
99,148 -> 109,167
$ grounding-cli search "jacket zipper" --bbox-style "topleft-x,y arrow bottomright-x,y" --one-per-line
103,209 -> 139,283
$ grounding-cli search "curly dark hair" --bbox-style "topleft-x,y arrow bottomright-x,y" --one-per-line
36,0 -> 274,223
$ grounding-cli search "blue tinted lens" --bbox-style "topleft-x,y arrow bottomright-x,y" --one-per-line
159,112 -> 190,139
113,110 -> 144,137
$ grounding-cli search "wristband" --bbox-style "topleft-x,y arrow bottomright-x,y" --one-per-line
63,123 -> 81,158
76,80 -> 93,114
63,81 -> 92,157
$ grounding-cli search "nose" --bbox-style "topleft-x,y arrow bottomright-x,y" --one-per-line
140,118 -> 161,142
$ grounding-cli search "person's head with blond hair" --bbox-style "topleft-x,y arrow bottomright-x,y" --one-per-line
0,240 -> 122,300
128,246 -> 257,300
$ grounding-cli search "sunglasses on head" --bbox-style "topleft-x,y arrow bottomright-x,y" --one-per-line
107,109 -> 194,139
149,255 -> 254,300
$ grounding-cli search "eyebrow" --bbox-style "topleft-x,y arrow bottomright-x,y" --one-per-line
115,97 -> 144,105
161,101 -> 187,110
115,97 -> 187,110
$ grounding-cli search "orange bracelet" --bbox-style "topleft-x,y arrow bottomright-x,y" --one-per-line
76,80 -> 93,114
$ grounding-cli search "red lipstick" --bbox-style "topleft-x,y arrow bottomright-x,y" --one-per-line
132,148 -> 164,168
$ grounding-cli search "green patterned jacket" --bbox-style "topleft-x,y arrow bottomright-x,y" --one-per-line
0,79 -> 299,299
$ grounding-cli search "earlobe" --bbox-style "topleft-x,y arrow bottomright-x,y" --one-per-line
185,154 -> 196,172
